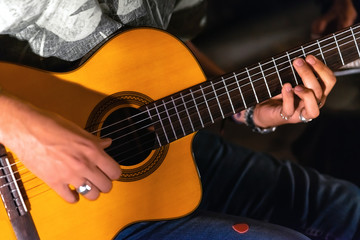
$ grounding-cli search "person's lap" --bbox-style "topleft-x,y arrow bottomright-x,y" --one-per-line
116,210 -> 310,240
117,130 -> 360,240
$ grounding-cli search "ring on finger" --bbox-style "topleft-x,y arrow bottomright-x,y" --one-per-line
76,181 -> 92,195
318,101 -> 323,109
280,111 -> 290,121
299,109 -> 313,123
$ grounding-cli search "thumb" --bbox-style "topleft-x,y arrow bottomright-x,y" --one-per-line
99,137 -> 112,149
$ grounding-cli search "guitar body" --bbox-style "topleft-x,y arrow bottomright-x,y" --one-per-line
0,28 -> 203,239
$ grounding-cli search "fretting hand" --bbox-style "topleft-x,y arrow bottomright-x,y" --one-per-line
233,55 -> 336,128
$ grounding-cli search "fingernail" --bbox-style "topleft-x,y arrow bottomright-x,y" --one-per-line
285,84 -> 292,92
295,85 -> 304,92
294,58 -> 304,67
306,55 -> 316,65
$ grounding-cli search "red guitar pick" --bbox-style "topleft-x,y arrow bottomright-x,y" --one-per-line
232,223 -> 249,234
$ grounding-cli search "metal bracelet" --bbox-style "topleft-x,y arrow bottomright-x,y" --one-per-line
244,106 -> 277,134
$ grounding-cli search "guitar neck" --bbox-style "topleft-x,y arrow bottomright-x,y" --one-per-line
144,24 -> 360,147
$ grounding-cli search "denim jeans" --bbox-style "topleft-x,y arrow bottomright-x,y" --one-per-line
116,131 -> 360,240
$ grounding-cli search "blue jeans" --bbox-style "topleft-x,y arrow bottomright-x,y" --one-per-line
116,131 -> 360,240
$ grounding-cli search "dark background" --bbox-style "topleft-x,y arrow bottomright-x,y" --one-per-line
192,0 -> 360,186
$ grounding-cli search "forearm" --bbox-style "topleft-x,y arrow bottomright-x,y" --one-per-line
0,91 -> 34,147
0,89 -> 121,203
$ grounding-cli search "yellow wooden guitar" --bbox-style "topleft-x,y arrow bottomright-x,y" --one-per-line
0,25 -> 359,239
0,28 -> 204,239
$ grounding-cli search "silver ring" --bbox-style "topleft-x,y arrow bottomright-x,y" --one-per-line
76,183 -> 92,195
280,111 -> 290,121
318,101 -> 323,109
299,110 -> 313,123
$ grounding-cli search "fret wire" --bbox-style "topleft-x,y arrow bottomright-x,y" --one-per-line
168,31 -> 360,122
286,51 -> 299,85
350,27 -> 360,57
171,96 -> 186,136
258,63 -> 272,98
109,29 -> 360,148
301,46 -> 306,57
154,102 -> 169,144
180,92 -> 195,132
92,27 -> 360,144
200,85 -> 214,123
245,68 -> 259,103
190,89 -> 204,128
162,99 -> 177,139
146,32 -> 346,137
233,27 -> 360,85
211,81 -> 225,118
272,57 -> 283,87
317,39 -> 327,64
145,106 -> 162,146
233,72 -> 247,109
333,34 -> 345,65
163,32 -> 360,128
151,34 -> 360,137
84,31 -> 360,161
222,77 -> 236,114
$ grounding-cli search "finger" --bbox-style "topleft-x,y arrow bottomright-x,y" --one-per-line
70,147 -> 117,193
99,137 -> 112,149
311,20 -> 325,36
80,140 -> 121,181
92,138 -> 121,180
96,150 -> 122,180
293,57 -> 323,102
78,161 -> 114,193
50,183 -> 79,203
281,83 -> 295,119
294,85 -> 320,120
340,17 -> 355,28
74,180 -> 101,201
339,7 -> 357,28
305,55 -> 336,97
311,14 -> 334,35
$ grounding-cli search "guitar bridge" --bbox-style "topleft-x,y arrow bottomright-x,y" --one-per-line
0,144 -> 28,219
0,144 -> 40,240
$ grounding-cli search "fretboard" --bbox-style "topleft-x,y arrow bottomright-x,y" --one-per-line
143,23 -> 360,148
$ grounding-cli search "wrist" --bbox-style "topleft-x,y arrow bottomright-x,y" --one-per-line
0,91 -> 39,145
244,106 -> 276,134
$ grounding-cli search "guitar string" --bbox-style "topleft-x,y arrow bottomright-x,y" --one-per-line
0,33 -> 356,178
1,37 -> 355,187
0,164 -> 44,193
0,29 -> 358,191
104,43 -> 354,161
0,175 -> 52,198
97,35 -> 358,150
95,34 -> 356,149
0,54 -> 356,197
0,47 -> 347,197
89,24 -> 360,136
91,27 -> 360,140
3,31 -> 357,167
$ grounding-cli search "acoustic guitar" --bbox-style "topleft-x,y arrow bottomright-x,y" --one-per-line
0,25 -> 359,239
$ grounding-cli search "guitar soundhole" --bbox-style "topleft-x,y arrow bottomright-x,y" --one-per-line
100,107 -> 155,166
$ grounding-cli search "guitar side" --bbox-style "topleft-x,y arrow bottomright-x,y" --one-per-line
0,28 -> 204,239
